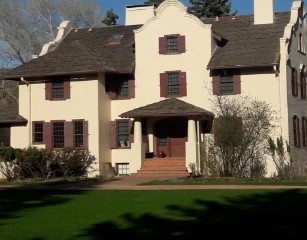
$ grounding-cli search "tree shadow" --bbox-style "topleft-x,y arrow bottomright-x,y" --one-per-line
0,178 -> 107,226
79,189 -> 307,239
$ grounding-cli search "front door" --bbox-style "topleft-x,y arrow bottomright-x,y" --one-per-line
156,118 -> 187,158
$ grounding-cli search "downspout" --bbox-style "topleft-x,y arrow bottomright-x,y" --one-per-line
20,77 -> 31,147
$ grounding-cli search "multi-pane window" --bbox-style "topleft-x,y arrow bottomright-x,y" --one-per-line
105,75 -> 134,100
167,72 -> 180,96
117,163 -> 129,175
159,35 -> 185,55
117,79 -> 129,98
301,69 -> 306,99
117,121 -> 129,147
302,117 -> 307,147
293,115 -> 300,147
213,69 -> 241,95
220,76 -> 234,94
53,122 -> 65,148
166,35 -> 179,53
74,121 -> 83,148
33,122 -> 43,143
52,81 -> 64,99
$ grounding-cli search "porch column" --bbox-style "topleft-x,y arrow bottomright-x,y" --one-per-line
188,119 -> 197,143
130,118 -> 146,174
186,118 -> 197,174
134,119 -> 142,143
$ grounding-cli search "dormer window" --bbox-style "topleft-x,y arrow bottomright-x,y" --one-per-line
109,34 -> 124,45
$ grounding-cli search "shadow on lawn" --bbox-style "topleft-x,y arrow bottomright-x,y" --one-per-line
0,178 -> 107,226
80,189 -> 307,239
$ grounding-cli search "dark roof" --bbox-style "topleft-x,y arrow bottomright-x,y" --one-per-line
204,12 -> 290,69
0,80 -> 27,124
3,25 -> 142,79
120,98 -> 214,118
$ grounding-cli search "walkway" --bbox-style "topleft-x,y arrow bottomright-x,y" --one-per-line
1,175 -> 307,190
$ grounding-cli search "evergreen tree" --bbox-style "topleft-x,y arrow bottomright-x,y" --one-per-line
188,0 -> 232,19
144,0 -> 165,6
102,9 -> 119,26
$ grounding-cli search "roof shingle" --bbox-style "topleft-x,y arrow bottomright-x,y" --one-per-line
120,98 -> 214,118
204,12 -> 290,69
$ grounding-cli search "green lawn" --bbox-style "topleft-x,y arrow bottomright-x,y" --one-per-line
1,188 -> 307,239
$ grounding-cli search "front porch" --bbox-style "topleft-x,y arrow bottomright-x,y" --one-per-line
119,98 -> 214,177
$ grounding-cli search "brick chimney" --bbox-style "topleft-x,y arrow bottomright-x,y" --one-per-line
254,0 -> 275,25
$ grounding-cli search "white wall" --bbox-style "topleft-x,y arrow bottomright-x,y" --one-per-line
11,76 -> 102,176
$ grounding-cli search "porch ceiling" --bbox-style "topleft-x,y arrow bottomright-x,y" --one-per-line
120,98 -> 214,118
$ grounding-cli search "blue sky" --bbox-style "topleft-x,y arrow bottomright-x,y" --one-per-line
97,0 -> 295,24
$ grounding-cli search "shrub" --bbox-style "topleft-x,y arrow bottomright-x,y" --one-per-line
0,146 -> 96,181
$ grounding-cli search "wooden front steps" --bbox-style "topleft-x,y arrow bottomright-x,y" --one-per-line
133,157 -> 190,177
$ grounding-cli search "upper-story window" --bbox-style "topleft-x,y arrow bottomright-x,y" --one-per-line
291,68 -> 298,97
52,81 -> 64,99
298,33 -> 306,54
106,74 -> 135,100
300,67 -> 306,99
45,78 -> 70,101
212,69 -> 241,95
160,71 -> 187,98
159,34 -> 186,55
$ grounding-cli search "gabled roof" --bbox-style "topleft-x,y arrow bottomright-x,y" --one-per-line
204,12 -> 290,69
3,25 -> 142,79
120,98 -> 214,118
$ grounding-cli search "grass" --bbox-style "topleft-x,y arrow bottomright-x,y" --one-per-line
141,176 -> 307,186
1,188 -> 307,239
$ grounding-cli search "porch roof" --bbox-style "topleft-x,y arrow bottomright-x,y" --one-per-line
120,98 -> 214,118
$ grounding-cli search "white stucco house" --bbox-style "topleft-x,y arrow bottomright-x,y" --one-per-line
1,0 -> 307,177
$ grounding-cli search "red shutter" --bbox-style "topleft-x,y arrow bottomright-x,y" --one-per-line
292,68 -> 298,96
109,121 -> 117,149
160,73 -> 167,97
233,74 -> 241,94
129,79 -> 135,99
64,80 -> 70,100
43,122 -> 52,149
180,72 -> 187,96
129,120 -> 134,145
64,121 -> 73,148
83,121 -> 89,149
45,82 -> 52,100
179,35 -> 186,53
212,76 -> 221,95
159,37 -> 166,54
